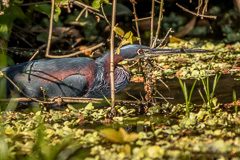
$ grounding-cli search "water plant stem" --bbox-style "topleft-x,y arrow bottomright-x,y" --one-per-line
233,90 -> 237,116
179,78 -> 197,118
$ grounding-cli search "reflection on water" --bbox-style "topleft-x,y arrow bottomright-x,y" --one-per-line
117,75 -> 240,104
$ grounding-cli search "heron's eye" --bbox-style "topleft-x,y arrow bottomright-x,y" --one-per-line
137,49 -> 144,55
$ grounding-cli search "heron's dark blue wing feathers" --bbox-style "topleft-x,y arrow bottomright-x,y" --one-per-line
3,57 -> 96,98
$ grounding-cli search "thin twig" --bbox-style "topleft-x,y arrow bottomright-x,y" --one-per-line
71,0 -> 105,19
152,0 -> 164,48
45,0 -> 55,58
131,0 -> 141,45
158,78 -> 170,91
126,91 -> 140,102
157,28 -> 173,48
154,88 -> 168,102
45,42 -> 105,58
29,27 -> 76,60
150,0 -> 155,46
101,3 -> 111,26
12,32 -> 33,47
176,3 -> 217,19
75,8 -> 87,21
132,17 -> 151,21
0,97 -> 103,104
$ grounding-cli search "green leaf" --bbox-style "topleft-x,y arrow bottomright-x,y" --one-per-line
34,4 -> 61,22
85,103 -> 94,110
0,23 -> 10,40
92,0 -> 101,9
54,6 -> 61,22
102,3 -> 131,16
124,31 -> 133,39
55,0 -> 69,6
92,0 -> 109,9
0,6 -> 25,40
34,4 -> 51,17
113,27 -> 125,37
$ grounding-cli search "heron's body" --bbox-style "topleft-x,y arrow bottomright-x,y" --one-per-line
1,44 -> 210,105
2,51 -> 129,99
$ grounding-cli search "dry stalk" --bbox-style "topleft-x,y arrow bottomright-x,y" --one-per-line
176,3 -> 217,19
131,0 -> 141,45
152,0 -> 164,48
110,0 -> 117,115
45,0 -> 55,58
150,0 -> 155,46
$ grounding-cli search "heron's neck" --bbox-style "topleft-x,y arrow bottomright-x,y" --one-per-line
96,53 -> 125,73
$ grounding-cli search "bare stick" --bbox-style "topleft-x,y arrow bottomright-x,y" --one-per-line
154,88 -> 168,102
110,0 -> 117,115
72,0 -> 100,12
158,78 -> 170,91
176,3 -> 217,19
150,0 -> 155,46
75,8 -> 87,21
131,0 -> 141,45
45,42 -> 105,58
132,17 -> 151,22
126,91 -> 140,102
152,0 -> 164,48
45,0 -> 55,58
157,28 -> 173,48
101,3 -> 111,26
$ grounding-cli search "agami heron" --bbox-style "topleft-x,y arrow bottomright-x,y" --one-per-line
1,44 -> 210,101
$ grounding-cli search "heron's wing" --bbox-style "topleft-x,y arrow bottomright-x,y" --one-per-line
3,57 -> 96,98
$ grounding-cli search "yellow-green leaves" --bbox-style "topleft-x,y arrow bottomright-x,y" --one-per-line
113,27 -> 125,37
92,0 -> 109,9
85,103 -> 94,110
113,27 -> 139,54
100,127 -> 139,143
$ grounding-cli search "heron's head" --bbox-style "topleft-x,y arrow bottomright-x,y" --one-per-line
116,44 -> 212,61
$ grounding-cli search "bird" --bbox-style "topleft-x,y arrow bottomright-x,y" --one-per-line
1,44 -> 210,104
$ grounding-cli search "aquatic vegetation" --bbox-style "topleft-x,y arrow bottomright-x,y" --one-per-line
178,78 -> 197,117
199,73 -> 221,113
1,102 -> 240,159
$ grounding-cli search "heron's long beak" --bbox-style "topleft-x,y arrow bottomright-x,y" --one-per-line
144,48 -> 212,57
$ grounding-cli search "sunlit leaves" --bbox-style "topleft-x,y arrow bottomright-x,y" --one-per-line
113,27 -> 125,37
92,0 -> 109,9
100,127 -> 139,143
113,27 -> 139,54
